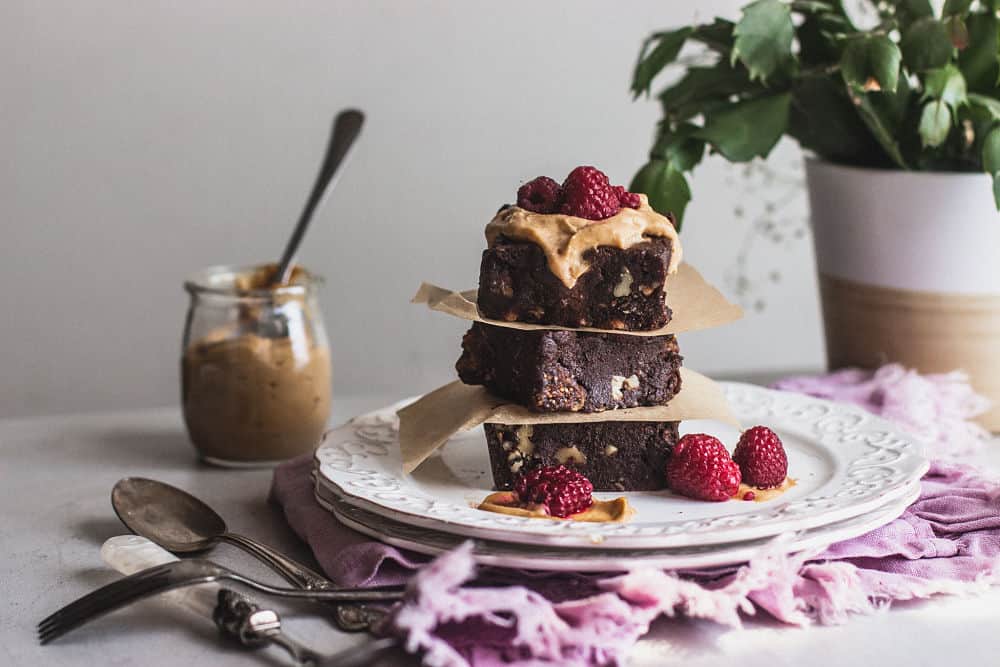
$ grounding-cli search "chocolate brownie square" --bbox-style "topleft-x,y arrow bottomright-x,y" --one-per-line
477,237 -> 674,330
484,421 -> 679,491
456,323 -> 682,413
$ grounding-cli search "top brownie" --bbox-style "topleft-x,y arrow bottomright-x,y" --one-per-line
476,168 -> 682,331
477,236 -> 675,331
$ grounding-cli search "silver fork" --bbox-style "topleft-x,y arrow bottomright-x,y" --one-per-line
38,558 -> 404,645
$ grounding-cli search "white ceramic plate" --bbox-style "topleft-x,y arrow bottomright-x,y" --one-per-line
314,383 -> 928,549
315,481 -> 921,572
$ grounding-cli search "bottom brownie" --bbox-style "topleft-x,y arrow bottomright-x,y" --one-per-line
484,421 -> 679,492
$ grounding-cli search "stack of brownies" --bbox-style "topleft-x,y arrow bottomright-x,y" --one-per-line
454,166 -> 688,492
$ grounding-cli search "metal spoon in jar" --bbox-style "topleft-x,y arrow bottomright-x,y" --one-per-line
272,108 -> 365,287
111,477 -> 388,632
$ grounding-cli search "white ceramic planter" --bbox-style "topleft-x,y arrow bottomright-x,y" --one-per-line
805,158 -> 1000,429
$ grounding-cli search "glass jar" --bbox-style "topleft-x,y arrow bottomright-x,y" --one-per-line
181,263 -> 332,467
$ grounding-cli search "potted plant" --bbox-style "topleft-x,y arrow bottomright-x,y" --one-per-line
630,0 -> 1000,428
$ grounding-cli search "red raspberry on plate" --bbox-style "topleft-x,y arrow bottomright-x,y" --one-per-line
733,426 -> 788,489
613,185 -> 641,209
666,434 -> 741,502
514,464 -> 594,518
560,166 -> 621,220
517,176 -> 562,213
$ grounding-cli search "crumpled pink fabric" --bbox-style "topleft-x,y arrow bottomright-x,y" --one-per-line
773,364 -> 991,459
269,365 -> 999,667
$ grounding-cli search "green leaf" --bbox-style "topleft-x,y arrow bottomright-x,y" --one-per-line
969,93 -> 1000,121
958,11 -> 999,93
985,127 -> 1000,208
658,63 -> 754,119
797,13 -> 843,66
629,160 -> 692,228
650,123 -> 706,171
731,0 -> 794,82
632,28 -> 692,98
841,35 -> 902,93
923,64 -> 968,110
901,18 -> 954,72
919,100 -> 953,147
695,92 -> 792,162
815,13 -> 853,34
788,76 -> 887,164
851,84 -> 911,167
892,0 -> 934,26
689,18 -> 735,55
789,1 -> 834,12
865,67 -> 913,132
942,0 -> 972,16
984,126 -> 1000,174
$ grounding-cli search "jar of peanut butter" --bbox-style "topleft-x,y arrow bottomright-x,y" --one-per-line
181,263 -> 332,466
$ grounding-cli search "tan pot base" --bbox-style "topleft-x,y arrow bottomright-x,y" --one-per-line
819,273 -> 1000,431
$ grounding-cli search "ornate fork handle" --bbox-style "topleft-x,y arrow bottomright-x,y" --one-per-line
218,533 -> 388,632
220,533 -> 332,590
213,589 -> 322,666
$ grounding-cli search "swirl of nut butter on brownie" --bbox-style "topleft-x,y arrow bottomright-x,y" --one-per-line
484,194 -> 682,289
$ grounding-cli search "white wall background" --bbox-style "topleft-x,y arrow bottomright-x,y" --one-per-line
2,0 -> 824,418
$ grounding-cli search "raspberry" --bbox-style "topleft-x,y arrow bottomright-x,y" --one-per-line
517,176 -> 562,214
733,426 -> 788,489
514,465 -> 594,518
560,166 -> 621,220
613,185 -> 641,209
666,434 -> 741,502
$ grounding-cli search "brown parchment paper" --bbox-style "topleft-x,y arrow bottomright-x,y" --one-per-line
397,368 -> 737,474
411,262 -> 743,337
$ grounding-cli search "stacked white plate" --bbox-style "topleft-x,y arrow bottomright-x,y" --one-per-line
313,383 -> 927,572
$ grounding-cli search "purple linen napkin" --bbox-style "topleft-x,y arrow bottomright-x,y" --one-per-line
270,365 -> 1000,666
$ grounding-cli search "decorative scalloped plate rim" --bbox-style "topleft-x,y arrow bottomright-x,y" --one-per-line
316,481 -> 921,572
315,383 -> 928,549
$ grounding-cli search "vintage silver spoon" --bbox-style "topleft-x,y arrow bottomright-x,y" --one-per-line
272,108 -> 365,286
111,477 -> 388,632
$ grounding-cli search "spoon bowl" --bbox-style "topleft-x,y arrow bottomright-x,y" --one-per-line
110,477 -> 343,596
112,477 -> 226,553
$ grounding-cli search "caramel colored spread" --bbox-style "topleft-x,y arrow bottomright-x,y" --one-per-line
477,491 -> 635,523
231,264 -> 307,292
484,194 -> 682,288
181,264 -> 331,464
182,331 -> 331,462
735,477 -> 796,502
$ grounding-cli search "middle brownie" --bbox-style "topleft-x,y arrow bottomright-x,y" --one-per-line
456,322 -> 682,412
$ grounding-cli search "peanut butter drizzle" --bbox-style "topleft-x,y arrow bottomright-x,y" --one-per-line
734,477 -> 796,502
484,194 -> 682,289
477,491 -> 635,523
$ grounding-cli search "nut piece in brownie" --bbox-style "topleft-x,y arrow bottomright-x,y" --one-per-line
478,237 -> 675,330
457,322 -> 682,412
485,421 -> 679,492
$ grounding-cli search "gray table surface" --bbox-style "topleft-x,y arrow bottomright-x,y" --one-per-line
3,394 -> 1000,667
